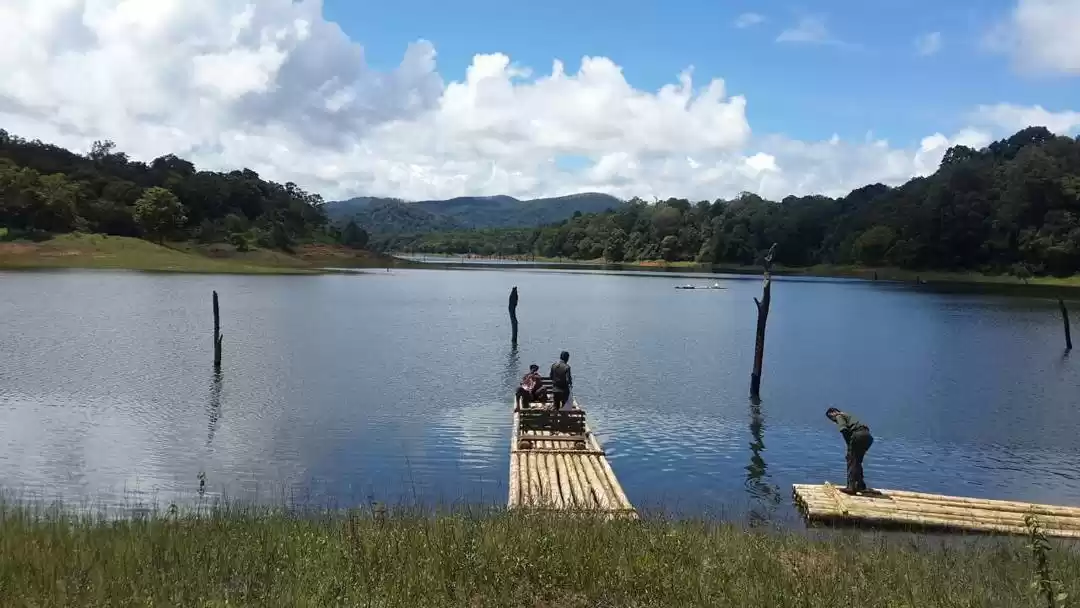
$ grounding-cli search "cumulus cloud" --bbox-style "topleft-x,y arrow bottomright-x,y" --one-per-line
990,0 -> 1080,74
734,12 -> 766,28
970,103 -> 1080,134
0,0 -> 1062,203
915,32 -> 943,56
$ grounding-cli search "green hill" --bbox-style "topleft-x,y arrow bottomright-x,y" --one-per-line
325,192 -> 624,233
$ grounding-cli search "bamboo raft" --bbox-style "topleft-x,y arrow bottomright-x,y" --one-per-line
793,483 -> 1080,538
509,382 -> 636,518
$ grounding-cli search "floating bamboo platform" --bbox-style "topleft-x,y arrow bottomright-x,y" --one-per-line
793,483 -> 1080,538
508,384 -> 635,518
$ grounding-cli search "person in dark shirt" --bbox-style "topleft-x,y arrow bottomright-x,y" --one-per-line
826,407 -> 874,494
549,351 -> 573,410
515,364 -> 546,408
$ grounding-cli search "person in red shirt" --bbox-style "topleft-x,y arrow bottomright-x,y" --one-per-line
516,364 -> 547,408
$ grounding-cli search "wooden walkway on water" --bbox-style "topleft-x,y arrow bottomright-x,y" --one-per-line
793,483 -> 1080,538
508,385 -> 635,517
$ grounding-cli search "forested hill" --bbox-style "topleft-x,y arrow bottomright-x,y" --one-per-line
376,127 -> 1080,277
0,130 -> 360,251
325,192 -> 625,233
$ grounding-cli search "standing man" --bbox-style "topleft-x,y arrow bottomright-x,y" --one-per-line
550,351 -> 573,410
825,407 -> 874,495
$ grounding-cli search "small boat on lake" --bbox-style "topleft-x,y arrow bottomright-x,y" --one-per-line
793,482 -> 1080,538
509,378 -> 636,518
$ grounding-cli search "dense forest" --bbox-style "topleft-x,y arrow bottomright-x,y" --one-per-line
376,127 -> 1080,276
0,130 -> 372,251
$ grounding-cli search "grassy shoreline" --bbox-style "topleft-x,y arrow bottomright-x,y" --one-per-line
1,502 -> 1077,607
0,233 -> 408,275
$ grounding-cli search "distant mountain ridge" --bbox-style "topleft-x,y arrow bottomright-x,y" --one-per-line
325,192 -> 625,234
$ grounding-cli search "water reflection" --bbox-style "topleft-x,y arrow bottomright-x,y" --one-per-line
745,401 -> 782,526
206,369 -> 223,447
503,344 -> 520,393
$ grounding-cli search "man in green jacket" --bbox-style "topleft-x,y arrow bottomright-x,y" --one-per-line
826,407 -> 874,494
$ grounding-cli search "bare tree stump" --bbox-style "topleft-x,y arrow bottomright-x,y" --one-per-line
750,244 -> 777,400
213,291 -> 223,369
509,286 -> 519,345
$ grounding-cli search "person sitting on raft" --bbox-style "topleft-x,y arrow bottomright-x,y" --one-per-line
516,364 -> 547,408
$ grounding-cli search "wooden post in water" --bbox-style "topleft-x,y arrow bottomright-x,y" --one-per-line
1060,298 -> 1073,351
213,291 -> 223,369
750,244 -> 777,401
509,286 -> 519,345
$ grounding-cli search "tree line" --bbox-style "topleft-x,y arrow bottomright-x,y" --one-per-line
0,130 -> 371,251
375,127 -> 1080,276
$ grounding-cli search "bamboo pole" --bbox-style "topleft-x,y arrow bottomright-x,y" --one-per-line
555,454 -> 575,509
1060,298 -> 1072,351
568,456 -> 597,509
595,453 -> 632,510
750,243 -> 776,400
509,408 -> 520,508
545,453 -> 564,509
528,453 -> 542,507
562,454 -> 586,508
535,449 -> 552,507
579,454 -> 614,511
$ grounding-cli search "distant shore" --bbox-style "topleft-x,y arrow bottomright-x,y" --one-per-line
397,252 -> 1080,290
0,233 -> 408,274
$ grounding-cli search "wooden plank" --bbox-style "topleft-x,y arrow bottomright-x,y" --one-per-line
512,448 -> 605,456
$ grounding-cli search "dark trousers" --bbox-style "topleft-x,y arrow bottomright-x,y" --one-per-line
846,430 -> 873,491
552,390 -> 568,409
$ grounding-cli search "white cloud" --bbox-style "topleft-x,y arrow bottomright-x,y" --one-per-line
970,103 -> 1080,134
991,0 -> 1080,74
734,12 -> 766,28
0,0 -> 1063,204
915,32 -> 943,57
776,16 -> 844,46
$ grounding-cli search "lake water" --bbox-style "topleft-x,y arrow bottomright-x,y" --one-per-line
2,267 -> 1080,522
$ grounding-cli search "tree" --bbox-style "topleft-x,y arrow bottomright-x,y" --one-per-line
851,226 -> 897,266
133,187 -> 186,243
341,219 -> 369,249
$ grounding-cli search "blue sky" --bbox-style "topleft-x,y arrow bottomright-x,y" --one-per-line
326,0 -> 1079,146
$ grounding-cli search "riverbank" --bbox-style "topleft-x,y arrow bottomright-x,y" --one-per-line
400,253 -> 1080,288
0,233 -> 406,274
1,503 -> 1076,607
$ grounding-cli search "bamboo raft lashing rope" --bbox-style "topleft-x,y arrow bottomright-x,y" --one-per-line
792,483 -> 1080,538
509,384 -> 636,518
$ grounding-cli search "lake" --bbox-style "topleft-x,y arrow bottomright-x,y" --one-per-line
2,266 -> 1079,522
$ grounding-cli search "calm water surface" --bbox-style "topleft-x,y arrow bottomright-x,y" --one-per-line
2,267 -> 1079,521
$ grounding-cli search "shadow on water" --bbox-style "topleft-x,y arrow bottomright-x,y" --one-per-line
206,369 -> 223,447
745,399 -> 783,527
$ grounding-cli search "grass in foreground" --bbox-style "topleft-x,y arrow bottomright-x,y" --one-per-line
0,233 -> 405,274
1,503 -> 1077,607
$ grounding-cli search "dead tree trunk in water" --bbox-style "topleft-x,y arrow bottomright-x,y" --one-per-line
1060,298 -> 1073,351
509,286 -> 519,345
213,291 -> 223,369
750,244 -> 777,401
